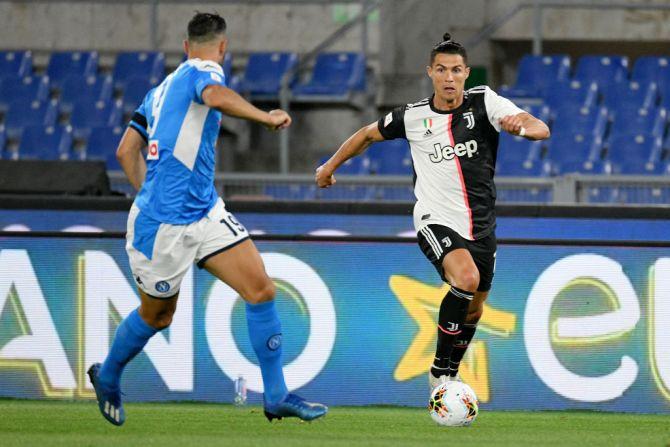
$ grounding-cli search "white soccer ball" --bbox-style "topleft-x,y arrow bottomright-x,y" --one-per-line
428,381 -> 479,426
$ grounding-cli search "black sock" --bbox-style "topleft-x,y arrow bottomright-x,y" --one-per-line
430,286 -> 473,377
448,323 -> 478,376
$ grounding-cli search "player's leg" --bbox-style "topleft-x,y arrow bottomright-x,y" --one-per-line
448,234 -> 496,378
197,204 -> 326,421
418,225 -> 478,386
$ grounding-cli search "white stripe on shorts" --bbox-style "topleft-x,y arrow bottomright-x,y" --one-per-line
421,227 -> 443,258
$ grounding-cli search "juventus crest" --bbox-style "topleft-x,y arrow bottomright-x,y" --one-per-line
463,111 -> 475,129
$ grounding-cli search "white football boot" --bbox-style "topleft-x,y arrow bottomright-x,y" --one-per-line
428,368 -> 450,390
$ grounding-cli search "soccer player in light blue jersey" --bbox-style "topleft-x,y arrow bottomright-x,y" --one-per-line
87,12 -> 327,426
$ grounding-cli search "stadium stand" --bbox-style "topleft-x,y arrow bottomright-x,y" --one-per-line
121,77 -> 156,115
112,51 -> 165,91
573,55 -> 629,89
0,75 -> 50,111
546,132 -> 604,175
600,81 -> 657,111
59,74 -> 113,113
631,56 -> 670,86
605,133 -> 665,175
500,54 -> 571,98
544,80 -> 599,112
46,51 -> 98,90
3,99 -> 58,138
367,139 -> 413,175
0,125 -> 5,159
17,125 -> 72,161
496,132 -> 547,176
69,98 -> 123,138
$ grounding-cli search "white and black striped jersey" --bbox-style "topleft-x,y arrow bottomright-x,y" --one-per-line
377,85 -> 525,240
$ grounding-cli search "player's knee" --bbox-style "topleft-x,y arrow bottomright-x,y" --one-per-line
465,307 -> 483,324
452,269 -> 480,292
245,281 -> 276,304
143,309 -> 175,330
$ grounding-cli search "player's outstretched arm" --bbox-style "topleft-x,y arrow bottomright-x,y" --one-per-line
116,127 -> 148,191
499,112 -> 550,141
201,85 -> 291,130
315,122 -> 384,188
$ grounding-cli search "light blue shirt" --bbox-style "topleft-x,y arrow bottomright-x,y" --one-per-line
129,58 -> 226,224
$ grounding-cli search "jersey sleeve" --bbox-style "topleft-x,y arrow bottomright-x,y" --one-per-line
194,66 -> 227,104
377,106 -> 406,140
483,86 -> 526,132
128,90 -> 152,143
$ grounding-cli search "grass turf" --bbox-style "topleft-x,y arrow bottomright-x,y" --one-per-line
0,400 -> 668,447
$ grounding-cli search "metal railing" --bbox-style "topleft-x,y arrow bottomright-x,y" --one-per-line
107,171 -> 670,205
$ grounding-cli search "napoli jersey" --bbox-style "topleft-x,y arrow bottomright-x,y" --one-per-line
128,58 -> 226,224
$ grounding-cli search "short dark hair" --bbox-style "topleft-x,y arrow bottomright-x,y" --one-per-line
187,12 -> 227,43
430,33 -> 468,65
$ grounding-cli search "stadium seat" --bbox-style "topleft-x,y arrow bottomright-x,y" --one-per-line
609,106 -> 667,138
659,82 -> 670,109
263,184 -> 316,200
631,56 -> 670,87
573,55 -> 629,88
317,185 -> 374,201
366,139 -> 413,175
601,81 -> 657,111
497,187 -> 552,203
3,99 -> 58,138
0,125 -> 6,159
85,126 -> 124,169
495,132 -> 545,176
604,133 -> 664,175
237,52 -> 297,98
113,51 -> 165,91
122,77 -> 156,115
46,51 -> 98,90
585,186 -> 618,204
544,80 -> 599,111
222,52 -> 233,82
292,52 -> 366,101
59,74 -> 113,113
0,51 -> 32,80
551,106 -> 609,140
545,133 -> 604,175
69,98 -> 123,138
500,54 -> 571,98
17,125 -> 73,160
614,187 -> 670,204
377,185 -> 415,201
0,75 -> 50,110
318,154 -> 370,175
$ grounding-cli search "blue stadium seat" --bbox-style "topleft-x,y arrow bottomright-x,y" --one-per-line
3,99 -> 58,138
615,187 -> 670,204
609,106 -> 667,138
367,139 -> 413,175
17,125 -> 72,160
545,133 -> 604,175
604,133 -> 664,175
0,75 -> 50,110
222,52 -> 233,82
551,106 -> 609,140
113,52 -> 165,91
601,81 -> 657,111
660,82 -> 670,110
544,80 -> 599,111
264,184 -> 316,200
495,132 -> 545,176
318,155 -> 370,175
631,56 -> 670,87
59,74 -> 113,113
573,55 -> 629,88
317,185 -> 374,201
69,98 -> 122,138
238,52 -> 297,98
0,51 -> 32,80
46,51 -> 98,90
500,54 -> 570,98
122,77 -> 156,115
85,126 -> 124,169
377,185 -> 415,201
497,187 -> 552,203
586,186 -> 618,204
292,52 -> 366,100
0,125 -> 6,159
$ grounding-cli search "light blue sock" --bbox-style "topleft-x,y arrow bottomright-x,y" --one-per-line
98,308 -> 157,390
246,300 -> 289,405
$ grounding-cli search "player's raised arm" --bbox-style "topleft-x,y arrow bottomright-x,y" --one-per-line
499,112 -> 550,141
116,126 -> 148,191
201,85 -> 291,130
315,121 -> 384,188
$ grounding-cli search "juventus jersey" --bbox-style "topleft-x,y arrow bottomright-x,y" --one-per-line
377,86 -> 524,241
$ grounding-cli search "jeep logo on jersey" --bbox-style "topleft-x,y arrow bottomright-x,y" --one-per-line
429,140 -> 478,163
463,112 -> 475,129
148,140 -> 159,160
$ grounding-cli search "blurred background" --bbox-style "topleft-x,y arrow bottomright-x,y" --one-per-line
0,0 -> 669,204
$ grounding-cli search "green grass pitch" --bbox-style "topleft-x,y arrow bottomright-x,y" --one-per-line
0,400 -> 668,447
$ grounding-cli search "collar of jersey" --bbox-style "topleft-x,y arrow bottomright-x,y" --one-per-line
428,93 -> 468,115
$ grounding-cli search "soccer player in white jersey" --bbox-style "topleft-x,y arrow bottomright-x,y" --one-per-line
88,12 -> 327,426
316,33 -> 549,389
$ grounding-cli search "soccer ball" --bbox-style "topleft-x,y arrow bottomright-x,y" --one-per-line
428,381 -> 479,426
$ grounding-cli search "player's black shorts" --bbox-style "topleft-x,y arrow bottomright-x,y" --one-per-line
417,224 -> 497,292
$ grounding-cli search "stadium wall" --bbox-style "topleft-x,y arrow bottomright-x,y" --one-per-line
1,199 -> 670,413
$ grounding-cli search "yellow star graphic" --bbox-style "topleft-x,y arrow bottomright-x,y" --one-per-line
390,275 -> 517,402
